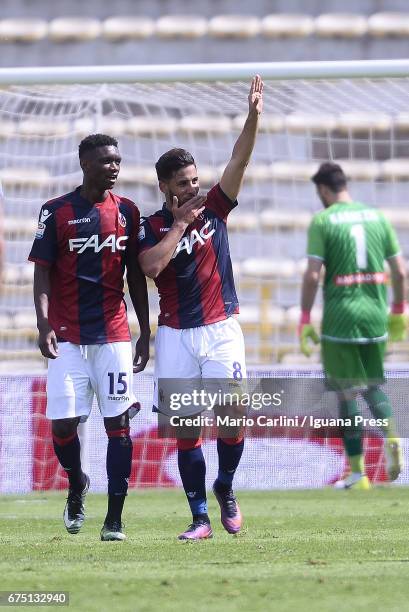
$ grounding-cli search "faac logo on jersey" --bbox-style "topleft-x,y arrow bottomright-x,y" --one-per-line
172,220 -> 215,258
69,234 -> 128,254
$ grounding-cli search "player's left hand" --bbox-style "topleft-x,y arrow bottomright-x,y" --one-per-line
248,75 -> 263,115
299,324 -> 320,357
388,313 -> 407,342
38,324 -> 59,359
133,335 -> 150,373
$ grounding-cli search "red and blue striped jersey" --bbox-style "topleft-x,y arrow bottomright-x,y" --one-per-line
28,187 -> 140,344
139,183 -> 239,329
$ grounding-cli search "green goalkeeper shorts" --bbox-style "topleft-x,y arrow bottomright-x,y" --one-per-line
321,339 -> 386,391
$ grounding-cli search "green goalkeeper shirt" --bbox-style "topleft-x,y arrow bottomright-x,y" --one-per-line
307,201 -> 400,343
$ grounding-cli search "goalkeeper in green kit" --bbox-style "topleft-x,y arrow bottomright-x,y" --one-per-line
299,162 -> 407,489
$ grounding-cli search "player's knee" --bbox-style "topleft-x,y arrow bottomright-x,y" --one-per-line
52,417 -> 79,439
219,435 -> 244,446
177,438 -> 202,451
362,386 -> 380,402
337,390 -> 359,402
104,410 -> 130,434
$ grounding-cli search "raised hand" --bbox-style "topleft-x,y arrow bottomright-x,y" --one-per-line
248,74 -> 264,115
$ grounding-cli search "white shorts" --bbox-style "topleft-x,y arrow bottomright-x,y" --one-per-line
47,342 -> 136,422
154,317 -> 247,416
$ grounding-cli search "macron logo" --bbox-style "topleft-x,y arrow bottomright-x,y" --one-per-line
40,209 -> 52,223
68,217 -> 91,225
69,234 -> 128,254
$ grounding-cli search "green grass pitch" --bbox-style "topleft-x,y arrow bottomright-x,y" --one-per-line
1,488 -> 409,612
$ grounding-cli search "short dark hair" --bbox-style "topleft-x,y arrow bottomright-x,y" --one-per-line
311,162 -> 347,192
78,133 -> 118,159
155,148 -> 196,181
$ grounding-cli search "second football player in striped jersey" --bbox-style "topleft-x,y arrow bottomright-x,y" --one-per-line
138,76 -> 264,540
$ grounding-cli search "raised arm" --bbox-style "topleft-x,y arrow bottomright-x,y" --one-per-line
138,194 -> 205,279
219,75 -> 263,202
33,263 -> 58,359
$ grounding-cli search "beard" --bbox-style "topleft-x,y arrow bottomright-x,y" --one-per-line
168,189 -> 198,206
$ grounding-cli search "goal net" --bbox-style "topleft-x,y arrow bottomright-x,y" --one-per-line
0,61 -> 408,490
2,61 -> 409,366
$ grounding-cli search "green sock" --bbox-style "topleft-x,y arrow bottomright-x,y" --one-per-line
339,399 -> 363,467
362,388 -> 396,438
349,454 -> 365,474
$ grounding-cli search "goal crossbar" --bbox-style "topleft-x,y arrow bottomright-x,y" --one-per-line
2,59 -> 409,86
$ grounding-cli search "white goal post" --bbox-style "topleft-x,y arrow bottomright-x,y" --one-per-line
1,58 -> 409,84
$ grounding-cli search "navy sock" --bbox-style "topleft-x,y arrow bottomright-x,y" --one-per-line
177,447 -> 207,517
53,433 -> 85,491
106,434 -> 132,498
106,494 -> 126,525
215,438 -> 244,490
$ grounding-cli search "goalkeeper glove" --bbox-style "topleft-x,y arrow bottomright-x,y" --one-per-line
388,303 -> 408,342
298,311 -> 320,357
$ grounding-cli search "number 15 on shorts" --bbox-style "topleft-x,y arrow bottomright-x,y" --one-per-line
108,371 -> 128,396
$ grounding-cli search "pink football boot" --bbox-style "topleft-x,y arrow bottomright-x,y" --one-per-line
213,482 -> 242,534
178,519 -> 213,540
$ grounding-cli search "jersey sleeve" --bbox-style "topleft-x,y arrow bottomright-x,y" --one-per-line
28,204 -> 58,267
138,217 -> 159,254
306,214 -> 325,261
121,199 -> 141,266
382,215 -> 401,259
127,201 -> 140,242
205,183 -> 238,221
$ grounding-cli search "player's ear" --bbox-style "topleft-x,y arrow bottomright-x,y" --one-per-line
158,180 -> 167,195
80,157 -> 91,173
316,184 -> 327,203
322,185 -> 331,199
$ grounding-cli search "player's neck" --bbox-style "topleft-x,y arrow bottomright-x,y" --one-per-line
333,190 -> 353,205
80,184 -> 109,204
